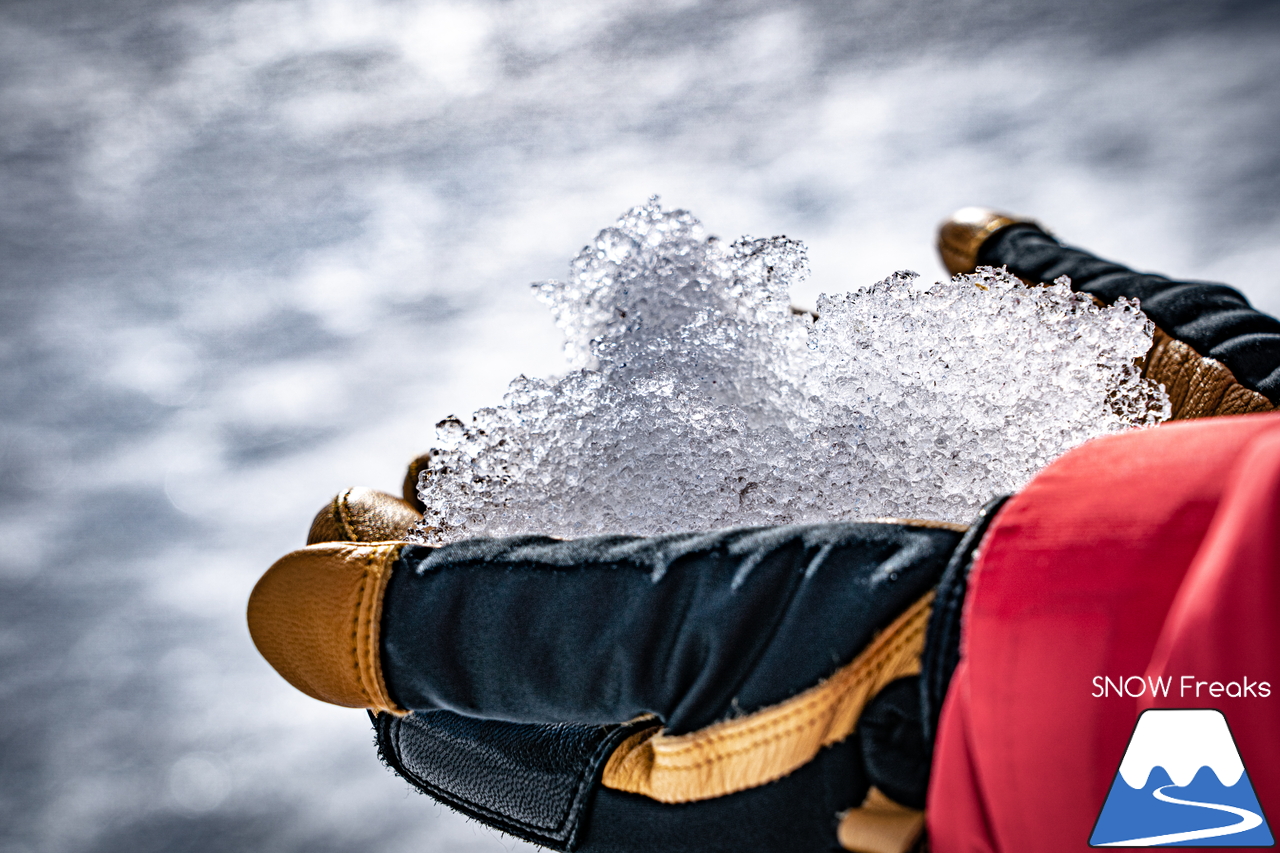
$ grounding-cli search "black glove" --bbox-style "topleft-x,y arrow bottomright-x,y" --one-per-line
250,519 -> 970,852
251,210 -> 1278,853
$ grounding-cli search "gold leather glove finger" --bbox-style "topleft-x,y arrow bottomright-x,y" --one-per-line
306,486 -> 421,545
246,486 -> 420,711
247,540 -> 406,712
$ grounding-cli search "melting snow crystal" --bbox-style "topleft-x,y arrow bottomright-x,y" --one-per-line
410,199 -> 1168,545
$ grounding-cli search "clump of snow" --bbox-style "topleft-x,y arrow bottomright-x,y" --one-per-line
409,199 -> 1168,545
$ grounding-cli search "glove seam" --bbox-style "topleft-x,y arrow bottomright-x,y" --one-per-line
351,559 -> 374,707
336,489 -> 356,540
353,545 -> 405,715
600,592 -> 931,802
638,598 -> 928,763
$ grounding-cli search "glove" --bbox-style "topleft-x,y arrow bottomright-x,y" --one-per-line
937,207 -> 1279,420
250,514 -> 974,853
249,211 -> 1278,853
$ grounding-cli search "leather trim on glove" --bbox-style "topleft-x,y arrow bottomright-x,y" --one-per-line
600,592 -> 932,803
248,541 -> 407,714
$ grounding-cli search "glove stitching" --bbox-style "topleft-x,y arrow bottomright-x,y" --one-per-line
364,553 -> 379,706
650,615 -> 926,766
350,551 -> 375,708
601,595 -> 931,801
336,489 -> 356,540
364,548 -> 388,710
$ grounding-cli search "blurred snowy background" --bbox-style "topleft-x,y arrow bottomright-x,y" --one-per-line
1,1 -> 1278,850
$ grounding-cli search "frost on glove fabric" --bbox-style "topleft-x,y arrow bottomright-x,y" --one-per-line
359,521 -> 963,852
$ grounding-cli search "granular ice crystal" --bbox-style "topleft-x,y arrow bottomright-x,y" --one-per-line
409,199 -> 1168,545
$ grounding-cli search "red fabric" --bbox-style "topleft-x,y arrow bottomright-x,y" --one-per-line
928,412 -> 1280,853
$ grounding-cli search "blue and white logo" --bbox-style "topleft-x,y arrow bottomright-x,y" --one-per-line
1091,709 -> 1273,846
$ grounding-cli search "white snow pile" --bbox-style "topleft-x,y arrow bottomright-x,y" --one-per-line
409,199 -> 1169,545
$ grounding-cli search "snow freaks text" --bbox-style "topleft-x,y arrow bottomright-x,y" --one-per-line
1092,676 -> 1272,699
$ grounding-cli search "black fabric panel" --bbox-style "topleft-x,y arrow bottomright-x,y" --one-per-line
857,677 -> 929,809
374,523 -> 963,850
919,495 -> 1010,745
978,224 -> 1280,402
730,525 -> 959,715
577,737 -> 867,853
374,710 -> 655,851
381,523 -> 962,736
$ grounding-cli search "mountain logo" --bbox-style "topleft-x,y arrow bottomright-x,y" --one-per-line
1090,709 -> 1273,847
